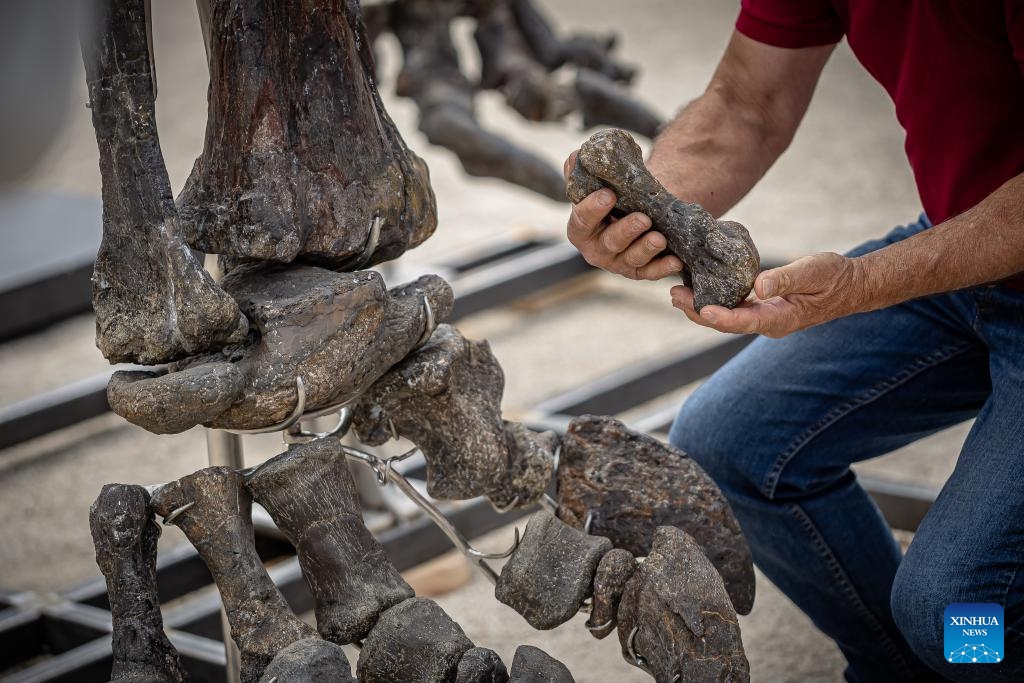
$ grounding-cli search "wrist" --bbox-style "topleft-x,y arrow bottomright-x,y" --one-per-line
845,254 -> 884,316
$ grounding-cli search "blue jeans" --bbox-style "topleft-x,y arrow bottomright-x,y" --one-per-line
669,216 -> 1024,683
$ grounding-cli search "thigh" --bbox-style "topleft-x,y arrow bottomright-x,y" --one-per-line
671,272 -> 990,503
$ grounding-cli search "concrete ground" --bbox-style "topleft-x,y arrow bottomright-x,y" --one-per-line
0,1 -> 970,681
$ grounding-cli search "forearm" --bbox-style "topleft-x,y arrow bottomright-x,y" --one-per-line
647,85 -> 786,217
852,173 -> 1024,312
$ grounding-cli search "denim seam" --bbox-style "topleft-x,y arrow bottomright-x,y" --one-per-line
761,341 -> 974,499
789,503 -> 916,677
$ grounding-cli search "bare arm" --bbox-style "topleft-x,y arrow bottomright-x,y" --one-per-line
672,173 -> 1024,337
565,31 -> 836,279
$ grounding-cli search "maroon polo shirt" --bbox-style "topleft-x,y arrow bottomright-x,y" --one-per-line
737,1 -> 1024,284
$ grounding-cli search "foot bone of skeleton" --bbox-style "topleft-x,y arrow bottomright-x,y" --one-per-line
509,645 -> 576,683
108,269 -> 451,433
149,468 -> 318,683
557,414 -> 756,615
89,484 -> 187,683
566,129 -> 760,309
257,638 -> 355,683
83,0 -> 247,365
617,527 -> 750,683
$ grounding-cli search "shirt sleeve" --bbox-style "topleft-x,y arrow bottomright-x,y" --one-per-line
736,0 -> 844,49
1006,1 -> 1024,76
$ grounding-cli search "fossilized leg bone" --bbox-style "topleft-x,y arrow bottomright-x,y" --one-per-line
456,647 -> 510,683
509,645 -> 575,683
81,0 -> 247,364
390,0 -> 567,201
587,548 -> 636,640
150,468 -> 317,683
106,363 -> 245,435
566,129 -> 760,309
487,421 -> 558,510
574,69 -> 662,139
257,638 -> 355,683
356,597 -> 474,682
244,437 -> 414,645
109,269 -> 453,433
353,324 -> 510,500
495,510 -> 612,630
509,0 -> 635,83
469,0 -> 574,122
557,415 -> 755,615
89,484 -> 186,683
179,0 -> 436,267
617,527 -> 750,683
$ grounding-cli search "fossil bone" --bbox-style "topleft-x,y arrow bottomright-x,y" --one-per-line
566,129 -> 760,309
587,548 -> 636,640
575,69 -> 662,139
487,421 -> 558,510
81,0 -> 247,364
244,437 -> 414,645
456,647 -> 510,683
389,0 -> 567,201
352,324 -> 510,500
89,484 -> 186,683
617,527 -> 750,683
508,645 -> 576,683
106,363 -> 244,435
150,468 -> 317,683
495,510 -> 612,630
257,638 -> 355,683
557,415 -> 755,615
356,597 -> 474,683
178,0 -> 437,267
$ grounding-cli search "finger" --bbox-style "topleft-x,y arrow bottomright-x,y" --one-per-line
563,150 -> 579,182
566,188 -> 616,245
635,254 -> 684,281
670,285 -> 714,327
598,212 -> 652,254
755,265 -> 795,299
700,303 -> 789,335
619,228 -> 666,269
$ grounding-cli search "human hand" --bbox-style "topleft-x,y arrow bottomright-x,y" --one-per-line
670,252 -> 863,338
563,151 -> 684,280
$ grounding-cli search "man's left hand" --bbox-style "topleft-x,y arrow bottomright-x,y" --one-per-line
670,252 -> 863,338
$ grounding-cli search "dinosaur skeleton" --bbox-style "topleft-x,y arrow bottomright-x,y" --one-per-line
83,0 -> 752,680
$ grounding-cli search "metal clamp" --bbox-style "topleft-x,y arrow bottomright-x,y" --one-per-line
339,216 -> 383,271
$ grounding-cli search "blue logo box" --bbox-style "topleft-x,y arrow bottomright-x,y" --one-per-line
944,603 -> 1004,664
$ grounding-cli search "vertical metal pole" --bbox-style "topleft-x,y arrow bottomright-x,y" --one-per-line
206,429 -> 244,683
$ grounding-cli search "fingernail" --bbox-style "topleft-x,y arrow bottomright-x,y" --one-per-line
761,278 -> 777,298
597,189 -> 614,206
646,238 -> 659,251
701,309 -> 718,323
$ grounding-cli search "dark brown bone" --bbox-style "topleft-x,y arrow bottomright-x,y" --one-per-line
587,548 -> 636,640
557,415 -> 755,615
390,0 -> 567,201
89,484 -> 186,683
509,0 -> 635,83
244,438 -> 414,645
575,69 -> 662,139
106,363 -> 244,434
81,0 -> 247,364
257,638 -> 355,683
469,0 -> 575,122
456,647 -> 510,683
508,645 -> 576,683
191,268 -> 452,431
150,468 -> 317,683
356,597 -> 474,683
487,421 -> 557,510
178,0 -> 436,267
495,510 -> 612,630
566,129 -> 760,309
352,324 -> 509,500
617,527 -> 750,683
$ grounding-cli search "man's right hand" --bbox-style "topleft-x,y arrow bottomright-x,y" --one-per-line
564,152 -> 684,281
